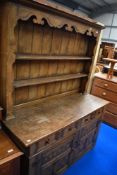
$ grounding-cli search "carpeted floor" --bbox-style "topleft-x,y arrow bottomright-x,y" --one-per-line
63,123 -> 117,175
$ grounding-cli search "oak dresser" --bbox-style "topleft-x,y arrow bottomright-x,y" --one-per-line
0,1 -> 108,175
91,72 -> 117,128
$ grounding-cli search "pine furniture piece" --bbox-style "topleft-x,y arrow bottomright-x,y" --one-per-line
91,72 -> 117,128
98,42 -> 115,63
0,130 -> 22,175
0,0 -> 108,175
103,58 -> 117,79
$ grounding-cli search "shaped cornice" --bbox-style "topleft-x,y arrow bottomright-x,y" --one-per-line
17,5 -> 100,37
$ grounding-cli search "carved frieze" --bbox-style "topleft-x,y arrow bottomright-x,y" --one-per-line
17,6 -> 99,37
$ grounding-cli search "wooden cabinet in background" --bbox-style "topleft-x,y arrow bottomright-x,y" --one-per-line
91,72 -> 117,128
0,1 -> 108,175
0,130 -> 22,175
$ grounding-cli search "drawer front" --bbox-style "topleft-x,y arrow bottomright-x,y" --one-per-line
82,108 -> 103,127
80,121 -> 98,139
103,111 -> 117,128
41,137 -> 72,165
29,108 -> 103,157
29,120 -> 82,156
93,78 -> 117,93
106,103 -> 117,115
41,151 -> 69,175
92,86 -> 117,104
22,140 -> 71,175
84,129 -> 98,147
72,128 -> 98,150
53,152 -> 69,175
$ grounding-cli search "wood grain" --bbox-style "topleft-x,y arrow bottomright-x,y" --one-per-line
14,73 -> 88,88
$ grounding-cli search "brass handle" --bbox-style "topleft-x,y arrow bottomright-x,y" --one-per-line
102,92 -> 106,96
104,83 -> 108,87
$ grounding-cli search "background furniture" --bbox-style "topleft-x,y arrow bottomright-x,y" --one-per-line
0,130 -> 22,175
103,58 -> 117,79
0,107 -> 22,175
91,72 -> 117,128
98,42 -> 115,63
0,1 -> 108,175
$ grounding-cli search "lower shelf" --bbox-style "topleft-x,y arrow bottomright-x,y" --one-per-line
14,73 -> 88,88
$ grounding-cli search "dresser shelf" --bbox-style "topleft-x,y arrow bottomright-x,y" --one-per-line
14,73 -> 88,88
16,54 -> 92,61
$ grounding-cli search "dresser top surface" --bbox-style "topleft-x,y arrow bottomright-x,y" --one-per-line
4,94 -> 108,147
95,72 -> 117,83
0,130 -> 22,165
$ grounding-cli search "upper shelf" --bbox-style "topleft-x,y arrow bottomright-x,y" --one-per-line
16,54 -> 92,61
14,73 -> 88,88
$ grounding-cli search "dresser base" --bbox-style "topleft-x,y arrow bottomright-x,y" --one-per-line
3,94 -> 108,175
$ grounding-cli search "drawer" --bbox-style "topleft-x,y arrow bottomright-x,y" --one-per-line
91,86 -> 117,104
41,137 -> 72,165
72,127 -> 98,150
29,120 -> 82,156
106,103 -> 117,115
85,128 -> 98,147
103,111 -> 117,128
54,152 -> 69,175
41,151 -> 69,175
93,78 -> 117,93
80,119 -> 100,138
82,108 -> 103,127
80,120 -> 98,139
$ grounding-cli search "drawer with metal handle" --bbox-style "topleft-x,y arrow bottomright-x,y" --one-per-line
93,78 -> 117,93
105,103 -> 117,115
91,86 -> 117,104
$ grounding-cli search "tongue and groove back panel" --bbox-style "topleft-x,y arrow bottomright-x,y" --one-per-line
0,0 -> 104,119
14,19 -> 95,105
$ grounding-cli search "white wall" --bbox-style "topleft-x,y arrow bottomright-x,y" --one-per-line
94,13 -> 117,47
